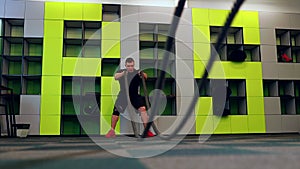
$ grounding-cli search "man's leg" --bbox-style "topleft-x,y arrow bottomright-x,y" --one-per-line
138,106 -> 155,137
111,115 -> 119,130
105,107 -> 120,138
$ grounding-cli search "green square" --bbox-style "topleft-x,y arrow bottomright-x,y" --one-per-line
62,117 -> 80,135
226,62 -> 246,78
83,3 -> 102,21
102,22 -> 120,40
244,28 -> 261,44
11,26 -> 24,37
245,62 -> 262,79
192,8 -> 209,26
65,44 -> 82,57
80,58 -> 101,76
62,58 -> 77,76
101,77 -> 120,96
194,60 -> 206,78
242,11 -> 259,28
7,78 -> 21,94
44,20 -> 64,39
45,2 -> 65,20
194,43 -> 210,61
40,115 -> 61,135
10,43 -> 23,56
102,61 -> 119,76
62,98 -> 80,115
84,45 -> 101,58
196,116 -> 214,134
100,96 -> 115,116
42,38 -> 63,75
26,79 -> 41,95
209,61 -> 227,78
213,116 -> 231,134
248,115 -> 266,133
64,2 -> 83,20
28,62 -> 42,75
247,97 -> 264,115
66,28 -> 82,39
41,76 -> 62,95
40,95 -> 61,116
193,26 -> 210,43
246,80 -> 264,97
195,97 -> 213,116
230,115 -> 248,133
208,9 -> 230,26
29,44 -> 43,56
8,61 -> 22,75
231,11 -> 244,27
101,40 -> 120,58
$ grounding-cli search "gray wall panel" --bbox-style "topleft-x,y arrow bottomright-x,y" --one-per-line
5,0 -> 25,18
121,22 -> 139,41
24,19 -> 44,37
260,45 -> 277,62
0,0 -> 5,17
121,5 -> 139,22
260,29 -> 276,45
25,0 -> 45,20
176,42 -> 193,60
265,115 -> 282,133
259,12 -> 290,28
262,63 -> 278,79
264,97 -> 281,115
19,95 -> 41,115
17,115 -> 40,135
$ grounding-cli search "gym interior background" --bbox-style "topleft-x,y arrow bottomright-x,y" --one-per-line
0,0 -> 300,136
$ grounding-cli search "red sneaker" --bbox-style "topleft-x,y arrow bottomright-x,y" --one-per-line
147,131 -> 155,137
105,129 -> 116,138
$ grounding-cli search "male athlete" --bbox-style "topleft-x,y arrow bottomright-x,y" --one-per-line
105,57 -> 155,138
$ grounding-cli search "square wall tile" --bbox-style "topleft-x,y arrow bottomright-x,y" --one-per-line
25,0 -> 45,20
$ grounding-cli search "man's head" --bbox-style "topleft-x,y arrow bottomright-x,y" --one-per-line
125,57 -> 135,72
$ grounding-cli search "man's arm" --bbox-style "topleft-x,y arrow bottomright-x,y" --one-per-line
114,70 -> 125,80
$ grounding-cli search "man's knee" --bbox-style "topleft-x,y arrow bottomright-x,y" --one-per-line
138,106 -> 146,113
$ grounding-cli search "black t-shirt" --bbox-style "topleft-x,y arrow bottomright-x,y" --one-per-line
117,69 -> 141,98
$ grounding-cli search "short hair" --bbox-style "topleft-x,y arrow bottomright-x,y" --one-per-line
125,57 -> 135,63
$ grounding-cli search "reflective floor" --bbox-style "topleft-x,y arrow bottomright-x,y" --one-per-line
0,134 -> 300,169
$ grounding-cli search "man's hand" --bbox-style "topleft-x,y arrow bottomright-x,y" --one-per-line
114,70 -> 125,80
139,71 -> 148,80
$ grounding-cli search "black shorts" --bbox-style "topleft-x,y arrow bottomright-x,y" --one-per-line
112,95 -> 146,116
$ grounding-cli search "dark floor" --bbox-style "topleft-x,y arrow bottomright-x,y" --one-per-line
0,134 -> 300,169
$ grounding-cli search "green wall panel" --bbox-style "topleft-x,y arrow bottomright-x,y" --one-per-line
45,2 -> 65,20
41,76 -> 62,95
230,115 -> 249,133
102,22 -> 120,40
64,2 -> 83,20
42,38 -> 63,75
248,115 -> 266,133
213,116 -> 231,134
101,77 -> 120,96
40,115 -> 61,135
100,96 -> 115,116
83,3 -> 102,21
195,97 -> 213,116
192,8 -> 209,26
44,20 -> 64,39
195,116 -> 214,134
101,40 -> 121,58
100,115 -> 120,135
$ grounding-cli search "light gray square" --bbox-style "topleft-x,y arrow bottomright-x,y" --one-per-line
19,95 -> 41,115
176,24 -> 193,43
5,0 -> 25,18
17,115 -> 40,135
25,0 -> 45,20
262,63 -> 278,79
175,42 -> 193,60
121,5 -> 139,23
0,0 -> 5,17
265,115 -> 282,133
264,97 -> 281,115
176,60 -> 194,79
260,45 -> 277,62
260,29 -> 276,45
24,19 -> 44,37
121,22 -> 139,41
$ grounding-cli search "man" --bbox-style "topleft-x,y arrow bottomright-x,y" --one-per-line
105,57 -> 155,138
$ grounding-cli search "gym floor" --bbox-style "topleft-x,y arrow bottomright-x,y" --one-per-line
0,134 -> 300,169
